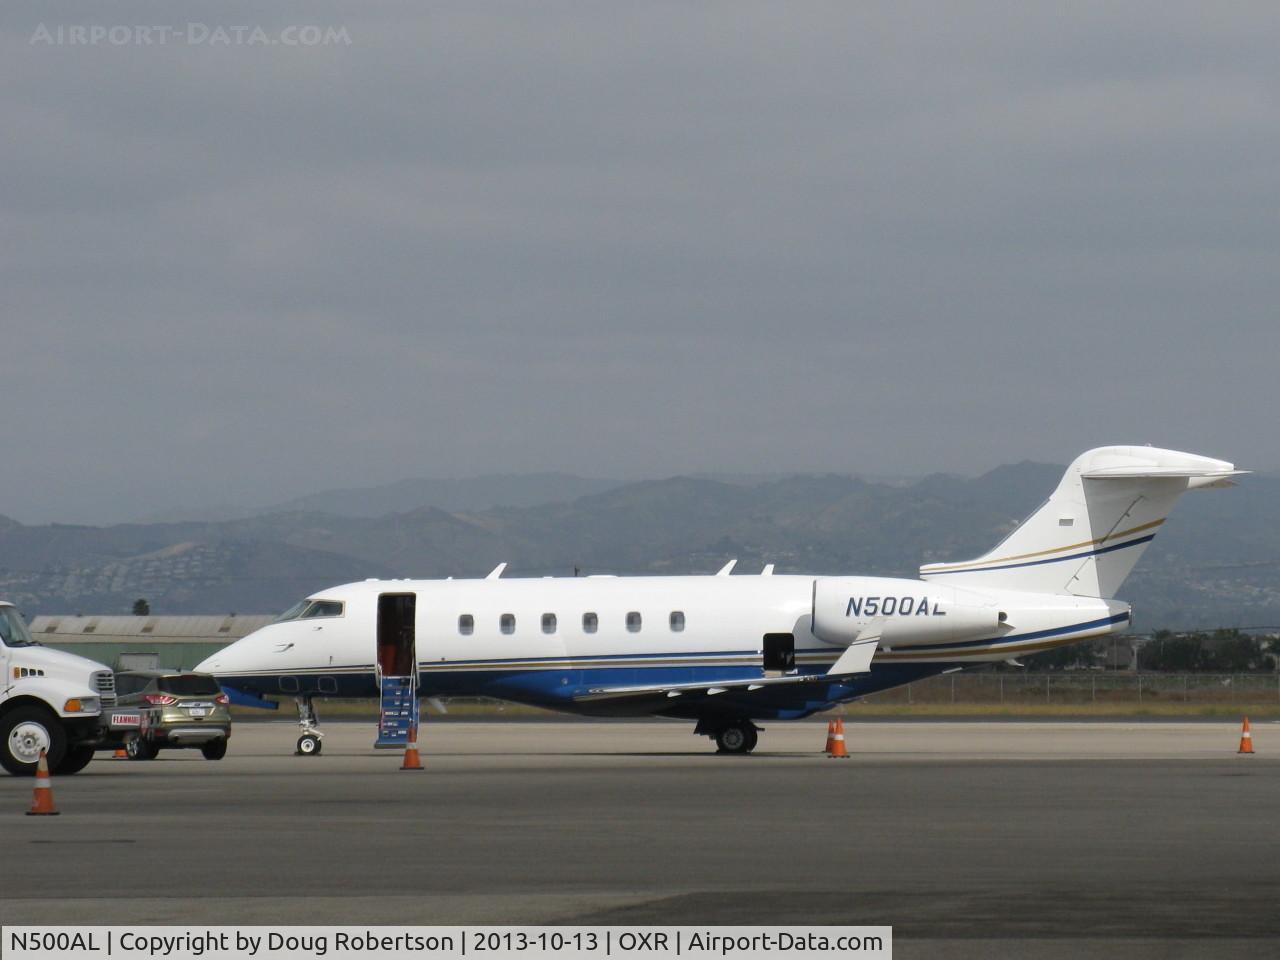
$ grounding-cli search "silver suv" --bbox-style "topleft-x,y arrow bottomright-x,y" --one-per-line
114,671 -> 231,760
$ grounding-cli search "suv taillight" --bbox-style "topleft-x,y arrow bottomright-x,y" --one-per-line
143,693 -> 178,705
214,693 -> 229,705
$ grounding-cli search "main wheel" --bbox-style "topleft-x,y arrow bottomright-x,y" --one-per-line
201,739 -> 228,760
54,745 -> 95,775
296,734 -> 322,756
126,737 -> 158,761
715,724 -> 752,754
1,705 -> 68,776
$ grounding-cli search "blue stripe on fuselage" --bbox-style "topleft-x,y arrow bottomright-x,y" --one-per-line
215,613 -> 1128,717
895,611 -> 1130,653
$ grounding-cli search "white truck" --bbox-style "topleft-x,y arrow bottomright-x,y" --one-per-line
0,601 -> 131,776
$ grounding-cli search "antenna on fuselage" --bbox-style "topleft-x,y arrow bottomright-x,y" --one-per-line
486,563 -> 507,580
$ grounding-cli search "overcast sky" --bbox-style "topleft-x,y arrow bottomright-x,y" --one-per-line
2,2 -> 1277,524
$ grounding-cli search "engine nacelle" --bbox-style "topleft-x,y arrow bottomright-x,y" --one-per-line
811,577 -> 1005,648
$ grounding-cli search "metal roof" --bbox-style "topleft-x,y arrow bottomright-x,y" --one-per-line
28,615 -> 274,643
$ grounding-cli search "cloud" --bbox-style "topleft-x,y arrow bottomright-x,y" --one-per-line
1,2 -> 1276,522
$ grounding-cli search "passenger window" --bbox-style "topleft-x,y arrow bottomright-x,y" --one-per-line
582,612 -> 598,634
541,613 -> 557,634
670,611 -> 685,632
500,613 -> 516,635
458,614 -> 474,636
626,611 -> 642,633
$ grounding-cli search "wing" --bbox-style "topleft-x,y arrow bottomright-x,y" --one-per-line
573,633 -> 879,705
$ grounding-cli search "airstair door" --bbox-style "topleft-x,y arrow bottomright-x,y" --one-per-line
762,632 -> 796,674
375,593 -> 418,748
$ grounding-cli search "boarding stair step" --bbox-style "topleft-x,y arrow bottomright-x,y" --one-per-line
375,675 -> 418,748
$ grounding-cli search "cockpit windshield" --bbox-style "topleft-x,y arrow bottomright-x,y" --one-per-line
0,608 -> 37,648
301,601 -> 344,619
274,600 -> 310,623
274,599 -> 345,623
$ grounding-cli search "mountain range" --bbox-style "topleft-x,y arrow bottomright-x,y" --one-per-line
136,473 -> 622,522
2,464 -> 1277,631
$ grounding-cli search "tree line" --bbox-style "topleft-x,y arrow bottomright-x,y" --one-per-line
1025,629 -> 1279,672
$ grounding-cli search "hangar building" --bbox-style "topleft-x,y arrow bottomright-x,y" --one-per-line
29,614 -> 272,671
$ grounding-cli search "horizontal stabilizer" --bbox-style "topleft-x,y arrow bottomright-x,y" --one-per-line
1081,466 -> 1246,481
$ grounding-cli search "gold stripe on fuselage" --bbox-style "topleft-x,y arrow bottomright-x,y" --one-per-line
873,627 -> 1116,661
922,518 -> 1164,572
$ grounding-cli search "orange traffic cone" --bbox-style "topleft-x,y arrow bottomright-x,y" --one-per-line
401,726 -> 424,771
27,750 -> 60,816
823,719 -> 836,755
828,717 -> 849,759
1238,717 -> 1255,755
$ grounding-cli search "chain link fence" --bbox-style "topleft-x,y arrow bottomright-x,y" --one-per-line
862,672 -> 1280,705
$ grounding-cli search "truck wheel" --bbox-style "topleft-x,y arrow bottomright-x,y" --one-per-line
126,737 -> 158,761
1,705 -> 68,776
201,739 -> 227,760
54,745 -> 95,775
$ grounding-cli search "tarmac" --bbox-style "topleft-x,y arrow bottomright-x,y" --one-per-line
2,720 -> 1277,959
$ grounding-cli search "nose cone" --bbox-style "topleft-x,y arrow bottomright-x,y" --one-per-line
196,628 -> 271,677
196,634 -> 251,675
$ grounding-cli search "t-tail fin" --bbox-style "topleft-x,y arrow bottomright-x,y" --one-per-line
920,446 -> 1242,598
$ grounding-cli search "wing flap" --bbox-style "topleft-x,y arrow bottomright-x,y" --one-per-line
575,672 -> 837,703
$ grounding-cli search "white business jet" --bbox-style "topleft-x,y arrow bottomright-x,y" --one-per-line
197,446 -> 1241,754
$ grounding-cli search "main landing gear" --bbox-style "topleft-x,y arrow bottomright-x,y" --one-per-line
695,718 -> 760,754
294,695 -> 324,756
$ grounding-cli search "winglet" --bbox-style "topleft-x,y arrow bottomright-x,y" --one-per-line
486,563 -> 508,580
716,559 -> 737,576
827,627 -> 880,676
761,563 -> 775,576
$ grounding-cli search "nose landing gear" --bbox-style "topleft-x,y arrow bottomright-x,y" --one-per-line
294,695 -> 324,756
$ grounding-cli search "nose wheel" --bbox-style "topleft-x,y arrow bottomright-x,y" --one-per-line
293,696 -> 325,757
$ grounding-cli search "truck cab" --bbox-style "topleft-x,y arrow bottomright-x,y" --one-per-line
0,602 -> 120,776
